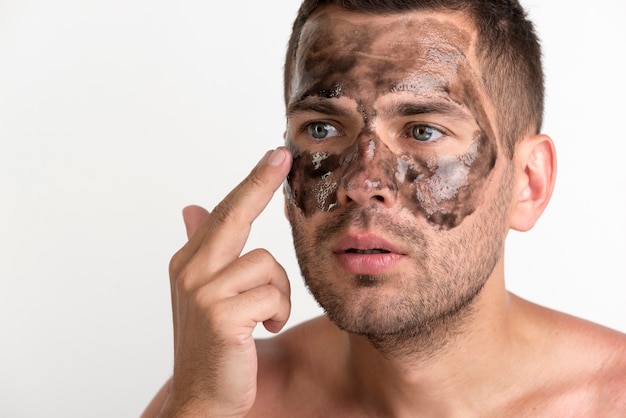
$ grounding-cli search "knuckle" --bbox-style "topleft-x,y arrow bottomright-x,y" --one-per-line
168,249 -> 187,283
174,264 -> 197,295
247,170 -> 267,190
210,199 -> 238,226
245,248 -> 275,267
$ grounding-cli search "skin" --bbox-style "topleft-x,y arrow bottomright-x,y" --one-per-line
284,8 -> 506,349
143,7 -> 626,418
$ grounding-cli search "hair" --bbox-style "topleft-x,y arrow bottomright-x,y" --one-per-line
284,0 -> 544,158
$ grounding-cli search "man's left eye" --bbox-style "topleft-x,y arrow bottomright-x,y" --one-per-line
307,122 -> 341,140
410,124 -> 443,142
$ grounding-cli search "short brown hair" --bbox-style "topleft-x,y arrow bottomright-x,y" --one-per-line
284,0 -> 544,157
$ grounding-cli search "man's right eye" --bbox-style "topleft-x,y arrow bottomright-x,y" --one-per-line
306,122 -> 341,140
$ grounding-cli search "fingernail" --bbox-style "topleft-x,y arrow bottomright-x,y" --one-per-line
267,148 -> 286,166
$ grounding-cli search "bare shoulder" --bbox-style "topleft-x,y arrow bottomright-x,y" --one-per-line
513,296 -> 626,415
255,315 -> 343,375
565,313 -> 626,413
564,316 -> 626,415
249,316 -> 349,417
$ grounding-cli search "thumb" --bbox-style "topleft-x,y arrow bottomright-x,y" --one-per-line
182,205 -> 210,240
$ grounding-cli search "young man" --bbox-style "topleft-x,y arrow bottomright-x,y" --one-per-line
144,0 -> 626,416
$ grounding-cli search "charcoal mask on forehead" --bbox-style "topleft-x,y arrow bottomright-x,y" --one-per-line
285,9 -> 499,230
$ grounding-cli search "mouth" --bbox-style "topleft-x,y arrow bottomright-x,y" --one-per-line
345,248 -> 391,254
332,232 -> 406,275
334,232 -> 404,255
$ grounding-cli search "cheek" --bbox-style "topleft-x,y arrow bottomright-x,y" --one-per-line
286,147 -> 343,217
398,133 -> 497,229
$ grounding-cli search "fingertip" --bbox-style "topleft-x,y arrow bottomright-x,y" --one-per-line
267,147 -> 291,167
182,204 -> 201,218
255,147 -> 292,190
263,319 -> 287,334
279,146 -> 294,165
182,205 -> 210,239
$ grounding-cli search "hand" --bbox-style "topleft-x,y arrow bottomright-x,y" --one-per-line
161,148 -> 293,417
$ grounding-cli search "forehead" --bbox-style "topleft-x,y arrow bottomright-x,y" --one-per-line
300,6 -> 475,50
291,7 -> 481,105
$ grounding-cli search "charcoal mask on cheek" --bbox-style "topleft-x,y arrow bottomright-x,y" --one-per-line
286,127 -> 496,231
286,145 -> 343,216
291,135 -> 400,216
396,132 -> 497,230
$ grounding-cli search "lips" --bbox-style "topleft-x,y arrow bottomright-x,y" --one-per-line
333,233 -> 405,275
334,233 -> 404,254
345,248 -> 390,254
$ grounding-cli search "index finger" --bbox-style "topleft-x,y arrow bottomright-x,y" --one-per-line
197,147 -> 292,273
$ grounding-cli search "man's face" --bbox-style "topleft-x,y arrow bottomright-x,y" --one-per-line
285,8 -> 513,339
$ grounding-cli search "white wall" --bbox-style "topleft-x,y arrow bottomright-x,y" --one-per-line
1,1 -> 624,417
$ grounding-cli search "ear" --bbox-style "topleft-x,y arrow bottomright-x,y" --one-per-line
509,134 -> 557,232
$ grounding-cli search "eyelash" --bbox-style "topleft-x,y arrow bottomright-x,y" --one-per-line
298,120 -> 448,143
403,123 -> 447,143
301,121 -> 343,141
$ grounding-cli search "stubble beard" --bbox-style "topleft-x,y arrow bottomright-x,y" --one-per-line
287,165 -> 514,358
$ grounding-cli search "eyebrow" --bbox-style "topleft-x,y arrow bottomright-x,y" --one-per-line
377,100 -> 472,121
287,95 -> 475,125
287,96 -> 353,119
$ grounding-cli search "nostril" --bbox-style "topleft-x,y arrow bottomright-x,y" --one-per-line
338,175 -> 397,208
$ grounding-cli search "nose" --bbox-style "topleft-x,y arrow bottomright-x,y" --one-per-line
336,138 -> 398,208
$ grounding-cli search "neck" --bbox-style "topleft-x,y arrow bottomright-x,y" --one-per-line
344,260 -> 522,416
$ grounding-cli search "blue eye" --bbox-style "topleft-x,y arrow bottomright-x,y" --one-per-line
307,122 -> 340,140
411,125 -> 442,142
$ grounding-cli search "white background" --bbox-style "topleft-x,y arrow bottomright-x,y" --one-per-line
1,1 -> 624,417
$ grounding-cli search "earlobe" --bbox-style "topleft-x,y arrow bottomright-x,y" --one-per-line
509,134 -> 557,232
